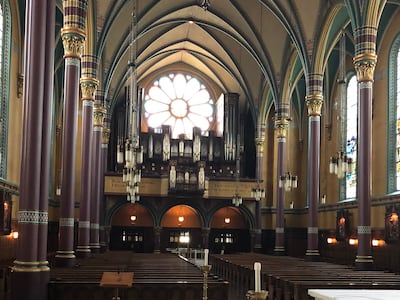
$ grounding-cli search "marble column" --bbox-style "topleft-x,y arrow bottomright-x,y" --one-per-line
254,126 -> 265,252
90,96 -> 106,252
154,226 -> 162,253
274,116 -> 288,255
76,55 -> 98,258
100,109 -> 111,251
56,0 -> 88,267
353,26 -> 377,270
12,1 -> 54,299
202,227 -> 210,249
305,73 -> 323,260
37,0 -> 55,296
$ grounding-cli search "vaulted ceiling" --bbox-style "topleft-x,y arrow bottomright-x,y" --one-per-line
41,1 -> 400,127
91,0 -> 348,124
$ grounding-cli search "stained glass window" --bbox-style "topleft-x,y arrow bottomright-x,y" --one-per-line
396,49 -> 400,189
345,75 -> 357,199
144,73 -> 214,139
0,1 -> 10,178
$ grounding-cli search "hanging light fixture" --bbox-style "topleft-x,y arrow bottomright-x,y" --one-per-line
277,114 -> 298,192
279,172 -> 298,191
117,0 -> 143,203
251,181 -> 265,201
329,30 -> 353,179
232,141 -> 242,207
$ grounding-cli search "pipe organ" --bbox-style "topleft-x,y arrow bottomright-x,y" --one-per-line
113,92 -> 241,195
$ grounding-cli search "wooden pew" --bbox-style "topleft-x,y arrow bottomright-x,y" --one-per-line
49,252 -> 229,300
208,253 -> 400,300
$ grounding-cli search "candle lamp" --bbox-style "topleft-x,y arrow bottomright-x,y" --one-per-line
200,265 -> 211,299
246,262 -> 268,299
246,290 -> 268,300
200,248 -> 211,300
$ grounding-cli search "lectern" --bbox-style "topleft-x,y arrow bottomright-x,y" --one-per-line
100,272 -> 134,300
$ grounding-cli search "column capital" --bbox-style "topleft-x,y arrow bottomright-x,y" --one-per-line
93,105 -> 107,128
80,77 -> 99,101
102,128 -> 111,145
61,28 -> 85,59
354,53 -> 377,82
305,94 -> 323,116
274,118 -> 289,138
255,136 -> 265,154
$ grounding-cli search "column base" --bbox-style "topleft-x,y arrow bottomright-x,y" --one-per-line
54,251 -> 76,267
90,244 -> 101,254
273,246 -> 285,256
305,249 -> 320,261
100,243 -> 107,253
354,255 -> 374,270
253,244 -> 262,253
76,246 -> 91,259
11,265 -> 48,300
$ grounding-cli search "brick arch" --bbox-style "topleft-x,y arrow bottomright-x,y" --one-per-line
210,206 -> 247,229
160,204 -> 201,228
111,203 -> 154,227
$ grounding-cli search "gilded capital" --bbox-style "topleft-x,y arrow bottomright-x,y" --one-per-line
354,53 -> 377,82
17,73 -> 24,98
102,128 -> 111,144
274,118 -> 289,138
61,28 -> 85,58
80,78 -> 99,100
93,106 -> 107,127
305,94 -> 323,116
255,137 -> 265,154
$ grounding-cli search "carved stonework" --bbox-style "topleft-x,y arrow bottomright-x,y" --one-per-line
102,128 -> 110,145
354,53 -> 377,82
93,106 -> 107,127
80,78 -> 98,100
305,94 -> 323,116
61,29 -> 85,58
17,73 -> 24,98
274,118 -> 289,138
255,137 -> 264,154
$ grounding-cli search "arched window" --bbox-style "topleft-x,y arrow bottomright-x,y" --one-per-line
388,33 -> 400,193
144,73 -> 214,139
345,75 -> 357,199
0,1 -> 11,178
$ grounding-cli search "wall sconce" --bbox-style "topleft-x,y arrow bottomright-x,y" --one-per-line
224,217 -> 231,224
178,216 -> 184,223
327,237 -> 337,244
130,215 -> 137,222
372,239 -> 385,247
321,194 -> 326,204
289,201 -> 294,209
348,238 -> 358,246
11,231 -> 19,239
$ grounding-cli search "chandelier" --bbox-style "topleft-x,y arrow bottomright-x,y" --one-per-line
279,172 -> 298,192
232,151 -> 242,207
117,0 -> 143,203
232,192 -> 243,207
330,31 -> 353,180
329,151 -> 352,179
251,181 -> 265,201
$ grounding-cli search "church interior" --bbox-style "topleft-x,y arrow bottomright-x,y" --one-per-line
1,0 -> 400,299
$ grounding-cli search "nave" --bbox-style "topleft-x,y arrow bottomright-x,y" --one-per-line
4,251 -> 400,300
